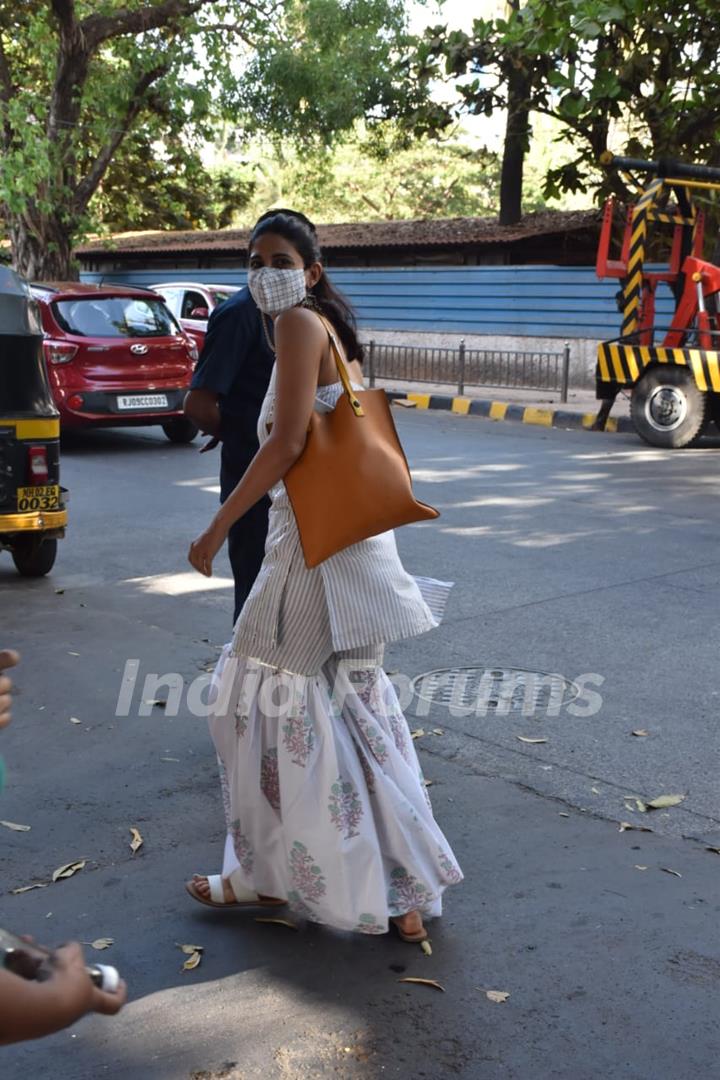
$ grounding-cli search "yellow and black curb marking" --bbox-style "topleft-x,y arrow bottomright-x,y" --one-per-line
388,392 -> 634,434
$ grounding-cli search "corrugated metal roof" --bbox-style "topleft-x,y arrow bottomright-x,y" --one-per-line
76,210 -> 599,258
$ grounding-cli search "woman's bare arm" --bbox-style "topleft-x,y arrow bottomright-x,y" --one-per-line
188,307 -> 326,575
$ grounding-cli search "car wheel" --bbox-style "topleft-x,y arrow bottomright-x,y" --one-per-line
11,537 -> 58,577
162,417 -> 198,444
630,366 -> 708,448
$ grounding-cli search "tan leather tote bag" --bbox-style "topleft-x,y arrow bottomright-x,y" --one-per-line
282,313 -> 439,568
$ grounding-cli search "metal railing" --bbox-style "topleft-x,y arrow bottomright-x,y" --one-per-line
365,339 -> 571,402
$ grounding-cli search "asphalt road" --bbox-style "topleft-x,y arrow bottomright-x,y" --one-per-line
1,412 -> 718,1079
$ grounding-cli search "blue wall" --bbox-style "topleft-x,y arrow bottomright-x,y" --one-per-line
81,266 -> 678,339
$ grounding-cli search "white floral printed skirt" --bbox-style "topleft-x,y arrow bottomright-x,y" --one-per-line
207,644 -> 463,934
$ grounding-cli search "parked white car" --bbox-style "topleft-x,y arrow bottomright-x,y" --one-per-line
149,282 -> 240,348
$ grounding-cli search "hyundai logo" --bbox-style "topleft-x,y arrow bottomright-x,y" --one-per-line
130,344 -> 149,355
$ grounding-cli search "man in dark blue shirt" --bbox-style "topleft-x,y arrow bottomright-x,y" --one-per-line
184,287 -> 275,623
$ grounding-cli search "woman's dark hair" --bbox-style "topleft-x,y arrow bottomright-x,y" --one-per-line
250,212 -> 364,364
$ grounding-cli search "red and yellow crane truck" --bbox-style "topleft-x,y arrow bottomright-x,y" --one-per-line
595,152 -> 720,447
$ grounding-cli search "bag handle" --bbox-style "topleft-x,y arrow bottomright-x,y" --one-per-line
312,311 -> 364,417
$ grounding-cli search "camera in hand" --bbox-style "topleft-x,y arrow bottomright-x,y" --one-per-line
0,927 -> 120,993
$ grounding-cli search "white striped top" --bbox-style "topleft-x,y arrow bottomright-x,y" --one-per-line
230,369 -> 452,660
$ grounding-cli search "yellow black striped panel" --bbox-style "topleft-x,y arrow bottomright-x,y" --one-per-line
621,179 -> 666,337
647,211 -> 695,225
635,179 -> 665,211
597,343 -> 720,390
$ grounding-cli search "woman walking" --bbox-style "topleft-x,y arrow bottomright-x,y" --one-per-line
186,212 -> 462,942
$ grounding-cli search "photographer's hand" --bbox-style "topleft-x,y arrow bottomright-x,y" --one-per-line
0,649 -> 19,729
0,941 -> 126,1045
53,942 -> 127,1016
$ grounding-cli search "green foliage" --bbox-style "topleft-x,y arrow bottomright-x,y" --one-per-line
233,125 -> 508,223
0,0 -> 425,276
239,0 -> 418,143
91,142 -> 257,233
414,0 -> 720,205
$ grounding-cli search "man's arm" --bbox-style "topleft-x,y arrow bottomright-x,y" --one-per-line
184,388 -> 220,436
184,305 -> 227,435
185,293 -> 256,437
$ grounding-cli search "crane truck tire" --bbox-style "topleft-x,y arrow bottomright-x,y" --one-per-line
631,366 -> 708,448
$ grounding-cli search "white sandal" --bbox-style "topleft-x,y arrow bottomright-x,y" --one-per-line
185,874 -> 286,909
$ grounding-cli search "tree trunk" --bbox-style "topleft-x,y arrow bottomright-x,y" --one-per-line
8,213 -> 79,282
499,62 -> 531,226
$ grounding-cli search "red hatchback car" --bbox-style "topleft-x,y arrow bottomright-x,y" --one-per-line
31,283 -> 199,443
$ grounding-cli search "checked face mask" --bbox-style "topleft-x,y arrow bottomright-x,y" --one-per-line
247,267 -> 307,316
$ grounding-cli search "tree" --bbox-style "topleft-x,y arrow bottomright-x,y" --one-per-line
0,0 -> 417,279
497,0 -> 532,226
414,0 -> 720,223
231,124 -> 509,223
90,127 -> 256,232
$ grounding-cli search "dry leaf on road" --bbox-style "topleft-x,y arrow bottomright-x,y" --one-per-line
660,867 -> 682,878
516,736 -> 547,744
177,943 -> 204,971
69,717 -> 82,725
411,728 -> 425,740
705,846 -> 720,855
52,860 -> 86,882
11,882 -> 49,894
432,729 -> 444,736
398,977 -> 445,992
618,821 -> 653,833
254,917 -> 299,930
646,794 -> 685,810
0,820 -> 31,832
421,940 -> 432,956
485,990 -> 510,1003
634,865 -> 648,871
129,827 -> 144,855
631,729 -> 650,737
84,938 -> 114,950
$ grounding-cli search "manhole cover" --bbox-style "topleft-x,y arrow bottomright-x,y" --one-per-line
411,666 -> 580,717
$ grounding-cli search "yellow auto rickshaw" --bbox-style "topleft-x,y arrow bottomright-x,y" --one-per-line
0,266 -> 67,576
